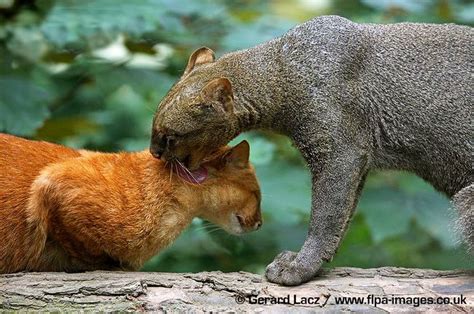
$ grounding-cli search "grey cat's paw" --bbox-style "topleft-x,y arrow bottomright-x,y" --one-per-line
265,250 -> 321,286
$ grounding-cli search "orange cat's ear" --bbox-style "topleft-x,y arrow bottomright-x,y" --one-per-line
183,47 -> 215,76
224,140 -> 250,168
201,78 -> 234,113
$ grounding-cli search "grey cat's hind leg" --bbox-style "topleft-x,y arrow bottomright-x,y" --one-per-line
453,184 -> 473,255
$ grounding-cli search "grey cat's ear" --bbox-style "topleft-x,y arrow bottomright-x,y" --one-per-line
183,47 -> 215,76
225,140 -> 250,168
201,78 -> 234,113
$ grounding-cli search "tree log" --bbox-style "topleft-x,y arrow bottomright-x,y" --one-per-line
1,267 -> 472,312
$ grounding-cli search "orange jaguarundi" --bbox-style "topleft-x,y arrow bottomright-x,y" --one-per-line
0,134 -> 261,273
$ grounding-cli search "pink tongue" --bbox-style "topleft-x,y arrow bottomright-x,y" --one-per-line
176,165 -> 208,184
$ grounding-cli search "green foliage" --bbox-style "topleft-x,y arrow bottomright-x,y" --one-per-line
1,0 -> 472,273
0,76 -> 51,135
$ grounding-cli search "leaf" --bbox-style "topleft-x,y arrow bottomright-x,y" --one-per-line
35,116 -> 100,142
329,213 -> 382,268
361,0 -> 433,13
358,188 -> 413,242
40,0 -> 230,49
456,4 -> 474,23
230,133 -> 276,165
410,191 -> 454,248
359,172 -> 453,248
256,160 -> 312,225
222,16 -> 294,51
6,27 -> 49,62
160,0 -> 226,17
0,77 -> 51,136
40,0 -> 165,48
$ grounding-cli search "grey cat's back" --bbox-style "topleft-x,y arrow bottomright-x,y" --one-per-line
361,19 -> 472,119
281,16 -> 473,196
361,20 -> 472,191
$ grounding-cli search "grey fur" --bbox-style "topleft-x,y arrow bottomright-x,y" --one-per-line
153,16 -> 473,285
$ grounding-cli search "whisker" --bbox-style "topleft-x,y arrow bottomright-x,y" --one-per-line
174,159 -> 189,175
193,221 -> 218,231
180,164 -> 198,184
193,222 -> 223,233
172,161 -> 177,183
175,159 -> 199,185
169,161 -> 173,183
193,220 -> 216,227
204,228 -> 225,235
195,226 -> 222,233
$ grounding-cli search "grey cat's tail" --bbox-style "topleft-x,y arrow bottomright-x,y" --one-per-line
453,184 -> 473,255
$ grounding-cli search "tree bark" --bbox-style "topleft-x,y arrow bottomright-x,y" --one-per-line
1,267 -> 472,312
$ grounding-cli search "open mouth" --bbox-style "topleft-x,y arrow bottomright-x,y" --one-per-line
169,159 -> 208,184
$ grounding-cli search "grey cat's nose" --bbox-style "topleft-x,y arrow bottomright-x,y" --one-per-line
150,143 -> 164,159
150,131 -> 167,159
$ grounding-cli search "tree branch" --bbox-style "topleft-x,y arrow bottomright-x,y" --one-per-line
0,267 -> 472,312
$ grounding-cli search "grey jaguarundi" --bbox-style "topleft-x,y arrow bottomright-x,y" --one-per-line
151,15 -> 473,285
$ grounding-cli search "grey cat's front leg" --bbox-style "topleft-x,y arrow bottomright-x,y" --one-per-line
266,146 -> 368,285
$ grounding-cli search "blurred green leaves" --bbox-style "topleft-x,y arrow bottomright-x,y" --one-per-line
1,0 -> 472,273
42,0 -> 161,48
0,76 -> 50,135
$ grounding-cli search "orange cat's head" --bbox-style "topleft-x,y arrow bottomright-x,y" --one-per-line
193,140 -> 262,235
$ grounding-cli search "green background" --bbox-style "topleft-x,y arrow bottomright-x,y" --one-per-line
1,0 -> 472,273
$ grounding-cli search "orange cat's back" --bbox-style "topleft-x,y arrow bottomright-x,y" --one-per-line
0,134 -> 80,271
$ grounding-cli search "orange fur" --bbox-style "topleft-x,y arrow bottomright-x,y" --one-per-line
0,134 -> 261,273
